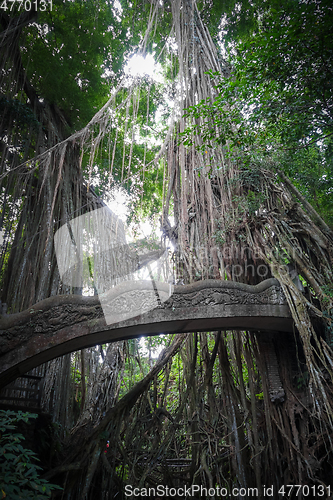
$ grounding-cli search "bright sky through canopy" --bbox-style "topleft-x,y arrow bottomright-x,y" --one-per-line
124,53 -> 164,82
107,51 -> 165,225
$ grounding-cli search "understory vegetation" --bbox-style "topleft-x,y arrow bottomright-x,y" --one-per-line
0,0 -> 333,498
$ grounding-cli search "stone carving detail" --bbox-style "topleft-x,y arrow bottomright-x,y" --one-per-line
99,280 -> 172,324
0,279 -> 288,359
102,290 -> 161,323
100,281 -> 286,320
163,283 -> 286,310
106,290 -> 158,314
98,280 -> 286,320
0,278 -> 292,387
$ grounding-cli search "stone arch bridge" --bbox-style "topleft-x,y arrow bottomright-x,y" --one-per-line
0,278 -> 293,389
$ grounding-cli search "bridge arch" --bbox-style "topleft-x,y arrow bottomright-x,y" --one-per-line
0,278 -> 293,388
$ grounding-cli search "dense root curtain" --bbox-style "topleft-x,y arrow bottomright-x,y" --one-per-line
159,0 -> 333,491
1,0 -> 333,495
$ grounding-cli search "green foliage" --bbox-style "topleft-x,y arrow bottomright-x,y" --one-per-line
278,146 -> 333,225
213,0 -> 260,46
295,371 -> 309,390
19,0 -> 128,129
198,0 -> 236,43
322,284 -> 333,298
246,190 -> 266,215
120,335 -> 172,398
2,0 -> 175,229
0,410 -> 62,499
182,0 -> 333,225
233,0 -> 333,147
0,98 -> 39,132
16,0 -> 175,132
213,228 -> 226,246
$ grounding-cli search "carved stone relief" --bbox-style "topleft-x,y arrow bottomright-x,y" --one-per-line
163,282 -> 287,310
94,280 -> 287,323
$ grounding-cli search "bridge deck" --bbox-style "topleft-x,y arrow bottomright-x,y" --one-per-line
0,278 -> 293,388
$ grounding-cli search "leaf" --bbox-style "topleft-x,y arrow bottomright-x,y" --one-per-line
3,453 -> 17,460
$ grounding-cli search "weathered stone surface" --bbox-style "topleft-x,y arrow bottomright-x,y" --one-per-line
0,278 -> 293,388
257,334 -> 286,403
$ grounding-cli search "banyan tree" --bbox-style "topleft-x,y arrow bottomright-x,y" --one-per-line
1,0 -> 333,497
